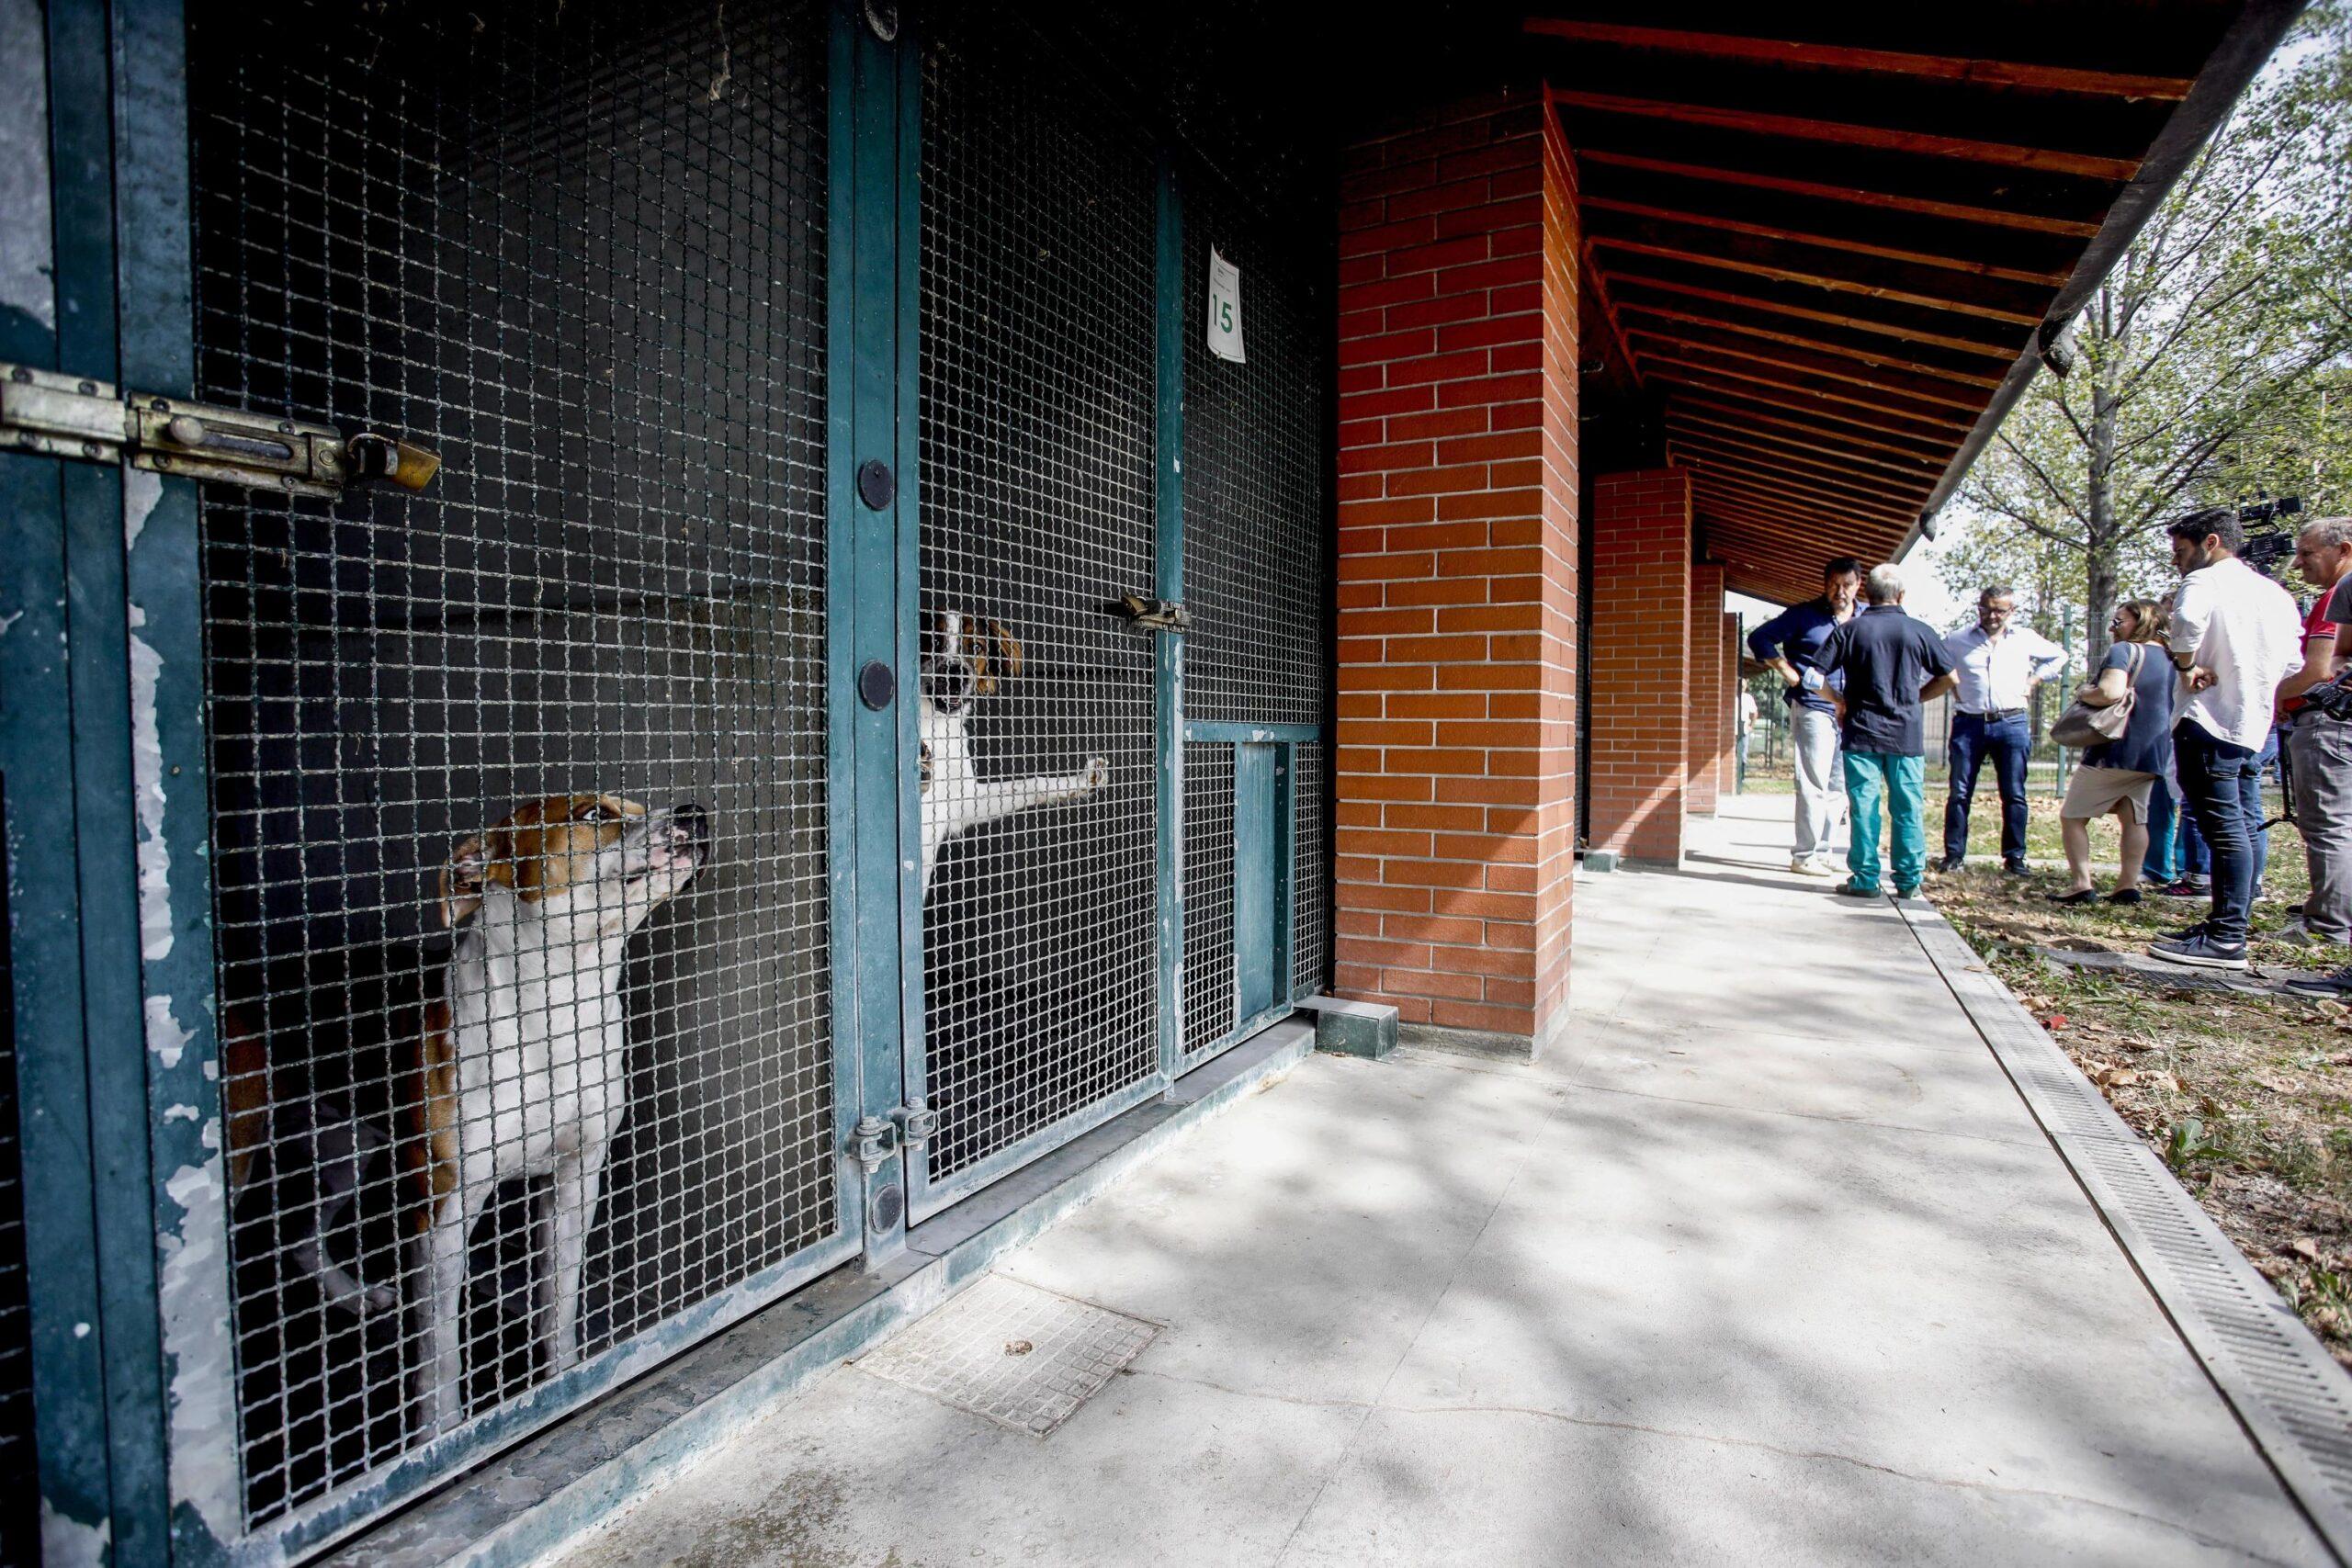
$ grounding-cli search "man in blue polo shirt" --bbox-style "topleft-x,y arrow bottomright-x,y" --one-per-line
1747,556 -> 1862,875
1815,563 -> 1959,899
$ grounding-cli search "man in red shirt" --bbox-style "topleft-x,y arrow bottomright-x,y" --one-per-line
2276,519 -> 2352,948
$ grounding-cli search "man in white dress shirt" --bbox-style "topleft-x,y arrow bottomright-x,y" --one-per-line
1937,587 -> 2068,874
2151,507 -> 2303,970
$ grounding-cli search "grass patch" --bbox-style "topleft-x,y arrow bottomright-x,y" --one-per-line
1925,797 -> 2352,1368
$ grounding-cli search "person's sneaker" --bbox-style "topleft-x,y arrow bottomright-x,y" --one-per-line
1894,884 -> 1921,899
2001,862 -> 2030,876
2155,878 -> 2211,899
2270,918 -> 2321,947
2283,966 -> 2352,997
2163,919 -> 2212,942
1931,856 -> 1962,874
1834,881 -> 1880,897
1790,858 -> 1838,877
2147,932 -> 2248,971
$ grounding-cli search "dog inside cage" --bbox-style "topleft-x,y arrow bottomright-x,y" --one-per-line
192,0 -> 838,1525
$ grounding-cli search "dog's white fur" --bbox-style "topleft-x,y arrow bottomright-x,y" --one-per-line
411,795 -> 706,1435
919,610 -> 1108,897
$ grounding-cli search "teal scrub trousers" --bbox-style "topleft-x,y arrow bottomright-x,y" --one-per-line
1844,750 -> 1927,894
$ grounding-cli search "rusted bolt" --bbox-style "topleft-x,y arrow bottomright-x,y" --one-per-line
10,367 -> 32,383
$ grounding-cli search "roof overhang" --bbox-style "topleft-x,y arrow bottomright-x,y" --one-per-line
1528,2 -> 2307,604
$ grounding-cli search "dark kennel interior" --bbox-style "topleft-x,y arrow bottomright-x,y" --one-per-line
188,0 -> 838,1523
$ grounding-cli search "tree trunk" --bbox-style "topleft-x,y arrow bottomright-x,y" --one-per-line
2083,360 -> 2122,667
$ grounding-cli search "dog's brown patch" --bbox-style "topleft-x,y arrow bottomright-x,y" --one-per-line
440,794 -> 646,924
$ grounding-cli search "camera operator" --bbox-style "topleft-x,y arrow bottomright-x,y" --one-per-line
2151,507 -> 2303,971
2273,519 -> 2352,953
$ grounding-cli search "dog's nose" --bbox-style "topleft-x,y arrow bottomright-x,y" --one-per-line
670,802 -> 711,845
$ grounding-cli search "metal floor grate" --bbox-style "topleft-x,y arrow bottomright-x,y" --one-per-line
854,1273 -> 1156,1437
1903,902 -> 2352,1559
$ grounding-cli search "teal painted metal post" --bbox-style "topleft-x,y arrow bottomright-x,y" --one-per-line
1275,744 -> 1297,1001
830,0 -> 912,1263
1233,744 -> 1277,1021
1153,158 -> 1185,1081
0,8 -> 118,1554
888,13 -> 930,1227
47,0 -> 184,1558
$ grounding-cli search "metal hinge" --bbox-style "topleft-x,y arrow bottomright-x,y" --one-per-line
1103,592 -> 1190,632
893,1101 -> 939,1150
0,362 -> 441,499
846,1114 -> 899,1175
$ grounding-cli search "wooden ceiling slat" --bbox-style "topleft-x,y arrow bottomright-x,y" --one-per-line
1523,18 -> 2195,100
1623,318 -> 1993,412
1693,469 -> 1928,531
1566,119 -> 2119,231
1605,261 -> 2023,358
1580,147 -> 2103,238
1645,363 -> 1974,442
1667,420 -> 1940,494
1639,351 -> 1978,432
1616,299 -> 2004,390
1668,389 -> 1956,461
1692,488 -> 1913,547
1548,87 -> 2143,180
1693,472 -> 1909,533
1578,176 -> 2075,285
1668,406 -> 1948,477
1676,446 -> 1928,521
1589,222 -> 2048,325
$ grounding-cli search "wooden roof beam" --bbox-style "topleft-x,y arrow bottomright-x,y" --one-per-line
1667,388 -> 1957,461
1523,19 -> 2195,101
1579,148 -> 2102,239
1689,469 -> 1915,530
1644,361 -> 1974,440
1588,223 -> 2048,326
1546,88 -> 2143,181
1622,318 -> 1993,412
1603,263 -> 2024,359
1616,299 -> 2005,390
1676,447 -> 1928,522
1666,419 -> 1941,492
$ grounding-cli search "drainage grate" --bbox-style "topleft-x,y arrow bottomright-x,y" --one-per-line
1902,902 -> 2352,1561
854,1273 -> 1156,1437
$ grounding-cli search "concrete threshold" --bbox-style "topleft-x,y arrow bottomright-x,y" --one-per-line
323,1021 -> 1317,1568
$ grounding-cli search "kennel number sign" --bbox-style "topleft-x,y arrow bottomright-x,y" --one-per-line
1206,247 -> 1244,364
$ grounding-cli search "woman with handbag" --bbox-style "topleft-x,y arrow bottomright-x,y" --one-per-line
2048,599 -> 2177,904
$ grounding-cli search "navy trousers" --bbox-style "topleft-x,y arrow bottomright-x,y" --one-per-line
1942,711 -> 2031,868
2173,721 -> 2262,946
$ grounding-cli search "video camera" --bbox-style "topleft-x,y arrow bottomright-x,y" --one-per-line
2238,494 -> 2303,578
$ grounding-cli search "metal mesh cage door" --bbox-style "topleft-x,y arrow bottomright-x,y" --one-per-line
187,0 -> 844,1541
1178,156 -> 1333,1060
910,5 -> 1161,1219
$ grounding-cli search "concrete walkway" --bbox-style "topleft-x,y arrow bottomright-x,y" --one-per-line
548,796 -> 2330,1567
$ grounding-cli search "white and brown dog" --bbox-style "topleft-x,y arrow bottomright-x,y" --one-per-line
408,793 -> 708,1434
919,610 -> 1108,898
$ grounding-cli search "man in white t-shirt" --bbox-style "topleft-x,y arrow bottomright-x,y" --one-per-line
2151,506 -> 2303,970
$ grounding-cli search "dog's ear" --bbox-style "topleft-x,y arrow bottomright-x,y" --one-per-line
439,836 -> 489,928
989,620 -> 1023,681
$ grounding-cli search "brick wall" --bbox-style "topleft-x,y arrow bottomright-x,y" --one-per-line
1688,563 -> 1726,816
1586,469 -> 1691,863
1329,92 -> 1578,1055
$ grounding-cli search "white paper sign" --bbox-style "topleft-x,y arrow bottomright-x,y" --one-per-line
1206,246 -> 1244,364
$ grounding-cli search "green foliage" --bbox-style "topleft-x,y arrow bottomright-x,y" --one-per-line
1945,6 -> 2352,660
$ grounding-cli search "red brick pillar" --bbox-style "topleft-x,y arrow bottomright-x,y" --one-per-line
1330,93 -> 1578,1058
1688,563 -> 1726,816
1587,469 -> 1692,863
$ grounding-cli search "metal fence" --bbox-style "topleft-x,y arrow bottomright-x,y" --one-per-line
0,0 -> 1336,1559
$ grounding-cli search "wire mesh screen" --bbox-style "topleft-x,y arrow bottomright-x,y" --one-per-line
915,3 -> 1159,1200
1180,175 -> 1328,728
1182,743 -> 1238,1058
188,0 -> 834,1527
0,870 -> 32,1564
1292,739 -> 1328,998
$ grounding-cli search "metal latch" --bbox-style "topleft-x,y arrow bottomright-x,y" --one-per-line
893,1101 -> 939,1151
846,1115 -> 899,1175
1,363 -> 440,499
1103,592 -> 1190,631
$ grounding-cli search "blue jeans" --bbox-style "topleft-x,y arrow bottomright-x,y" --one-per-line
1943,711 -> 2031,867
2143,775 -> 2179,883
1846,751 -> 1927,893
2173,722 -> 2262,946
